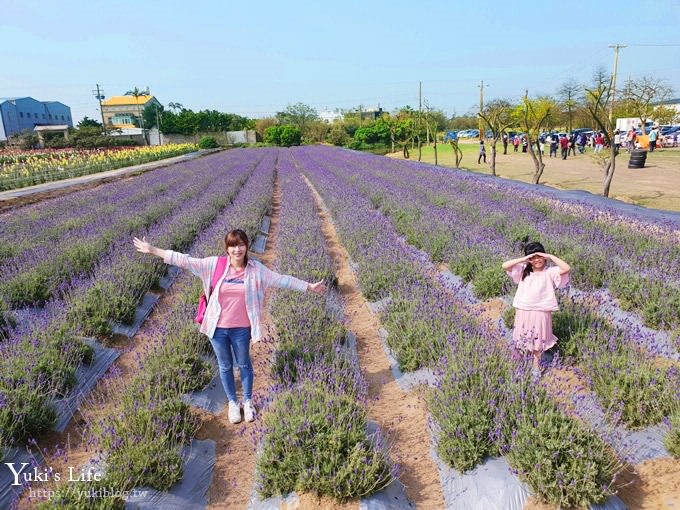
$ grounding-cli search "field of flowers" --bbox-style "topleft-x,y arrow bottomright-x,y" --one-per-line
1,145 -> 678,508
0,144 -> 197,191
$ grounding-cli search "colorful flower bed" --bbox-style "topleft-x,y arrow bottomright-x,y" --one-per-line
0,144 -> 197,191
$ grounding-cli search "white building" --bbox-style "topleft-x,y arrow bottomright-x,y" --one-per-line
319,109 -> 343,123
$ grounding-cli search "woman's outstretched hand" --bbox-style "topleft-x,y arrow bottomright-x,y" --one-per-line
133,236 -> 152,254
307,280 -> 328,294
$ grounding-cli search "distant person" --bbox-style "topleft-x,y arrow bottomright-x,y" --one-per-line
613,129 -> 621,153
559,134 -> 569,159
594,132 -> 604,153
549,134 -> 558,158
626,128 -> 636,152
649,126 -> 658,152
521,135 -> 528,153
568,133 -> 576,156
502,133 -> 509,154
513,135 -> 520,152
478,140 -> 487,164
577,133 -> 587,154
133,229 -> 327,424
502,242 -> 571,379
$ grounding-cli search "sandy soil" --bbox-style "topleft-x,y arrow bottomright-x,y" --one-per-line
303,175 -> 445,509
387,144 -> 680,211
202,177 -> 283,510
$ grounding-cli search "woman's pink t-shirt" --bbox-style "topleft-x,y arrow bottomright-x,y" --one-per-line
506,264 -> 570,311
216,265 -> 251,328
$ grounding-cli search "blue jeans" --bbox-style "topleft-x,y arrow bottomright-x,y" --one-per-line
210,327 -> 253,402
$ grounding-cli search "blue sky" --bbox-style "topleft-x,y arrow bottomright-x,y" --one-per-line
2,0 -> 679,123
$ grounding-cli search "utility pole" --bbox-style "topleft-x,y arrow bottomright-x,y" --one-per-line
92,84 -> 107,135
418,81 -> 422,161
478,80 -> 488,140
607,44 -> 626,134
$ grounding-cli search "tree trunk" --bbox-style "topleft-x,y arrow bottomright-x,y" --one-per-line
417,136 -> 422,161
602,145 -> 617,196
433,136 -> 438,165
403,144 -> 410,159
391,133 -> 395,154
528,137 -> 545,184
490,140 -> 497,176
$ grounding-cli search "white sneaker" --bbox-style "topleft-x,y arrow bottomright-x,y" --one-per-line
243,400 -> 256,422
228,401 -> 242,424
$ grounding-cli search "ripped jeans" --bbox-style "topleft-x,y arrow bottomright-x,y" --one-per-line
210,327 -> 253,402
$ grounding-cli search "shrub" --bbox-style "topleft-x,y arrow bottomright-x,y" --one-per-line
257,382 -> 394,501
508,395 -> 620,507
472,263 -> 509,299
665,409 -> 680,458
198,136 -> 219,149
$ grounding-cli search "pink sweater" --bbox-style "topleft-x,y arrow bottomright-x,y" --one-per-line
163,251 -> 308,342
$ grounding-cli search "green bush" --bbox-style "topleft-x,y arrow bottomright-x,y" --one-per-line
264,125 -> 302,147
257,382 -> 393,501
472,263 -> 509,299
665,409 -> 680,458
508,395 -> 619,507
198,136 -> 219,149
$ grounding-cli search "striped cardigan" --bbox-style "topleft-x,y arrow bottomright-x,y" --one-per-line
163,250 -> 308,342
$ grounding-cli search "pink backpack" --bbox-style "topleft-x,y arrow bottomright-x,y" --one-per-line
194,256 -> 228,324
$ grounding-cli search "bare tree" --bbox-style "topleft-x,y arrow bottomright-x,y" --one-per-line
478,99 -> 514,176
622,76 -> 674,128
557,79 -> 581,132
516,91 -> 557,184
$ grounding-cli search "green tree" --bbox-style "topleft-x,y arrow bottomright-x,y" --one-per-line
327,122 -> 349,146
77,116 -> 102,129
478,99 -> 515,176
279,125 -> 302,147
125,87 -> 150,145
515,92 -> 557,184
584,66 -> 619,197
276,103 -> 318,140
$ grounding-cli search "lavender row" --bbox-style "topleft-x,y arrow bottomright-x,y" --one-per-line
295,146 -> 680,431
292,147 -> 621,507
0,151 -> 228,261
0,151 -> 261,446
1,166 -> 214,307
302,147 -> 680,331
34,149 -> 279,508
255,150 -> 395,501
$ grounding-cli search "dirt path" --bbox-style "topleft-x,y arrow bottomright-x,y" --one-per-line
201,175 -> 282,510
302,174 -> 445,509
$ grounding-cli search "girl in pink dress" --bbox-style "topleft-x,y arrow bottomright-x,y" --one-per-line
502,242 -> 571,376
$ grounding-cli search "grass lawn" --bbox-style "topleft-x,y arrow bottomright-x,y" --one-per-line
386,141 -> 680,212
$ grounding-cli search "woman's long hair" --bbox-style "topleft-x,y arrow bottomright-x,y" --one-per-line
224,229 -> 249,266
522,241 -> 545,281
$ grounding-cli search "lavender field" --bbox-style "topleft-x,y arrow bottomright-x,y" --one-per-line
1,146 -> 679,509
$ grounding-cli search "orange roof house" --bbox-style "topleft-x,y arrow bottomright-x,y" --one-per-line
101,93 -> 161,128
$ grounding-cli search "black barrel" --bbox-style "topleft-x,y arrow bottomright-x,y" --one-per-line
628,149 -> 647,169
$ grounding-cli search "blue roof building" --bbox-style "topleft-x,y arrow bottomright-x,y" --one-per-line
0,97 -> 73,141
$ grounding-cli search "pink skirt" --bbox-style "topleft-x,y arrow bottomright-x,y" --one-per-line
513,309 -> 556,352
